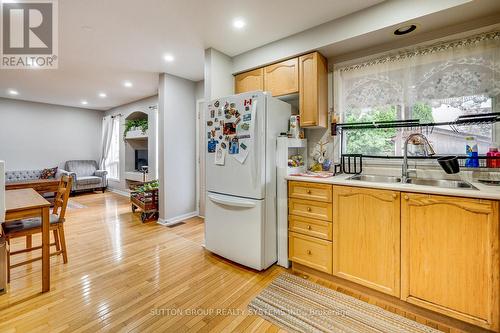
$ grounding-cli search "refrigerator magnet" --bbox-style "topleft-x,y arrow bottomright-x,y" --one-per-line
243,114 -> 251,121
235,110 -> 240,118
239,123 -> 250,131
210,110 -> 215,118
221,142 -> 227,149
207,120 -> 213,126
215,144 -> 225,165
229,138 -> 239,155
244,99 -> 252,106
234,117 -> 241,125
237,134 -> 250,139
240,142 -> 247,150
207,138 -> 218,153
223,123 -> 236,135
214,101 -> 220,107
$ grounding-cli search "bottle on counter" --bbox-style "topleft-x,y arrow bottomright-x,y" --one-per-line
465,136 -> 479,168
487,146 -> 498,168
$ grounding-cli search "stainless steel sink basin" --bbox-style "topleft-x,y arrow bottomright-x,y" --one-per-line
347,174 -> 402,183
405,178 -> 478,190
347,174 -> 478,190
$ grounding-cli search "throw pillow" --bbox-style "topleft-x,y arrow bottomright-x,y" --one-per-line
40,167 -> 58,179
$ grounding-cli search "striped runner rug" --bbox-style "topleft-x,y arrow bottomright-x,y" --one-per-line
248,273 -> 440,333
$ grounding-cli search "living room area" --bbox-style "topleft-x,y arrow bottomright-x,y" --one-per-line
0,74 -> 206,329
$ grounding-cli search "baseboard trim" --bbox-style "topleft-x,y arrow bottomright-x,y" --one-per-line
108,188 -> 130,197
157,211 -> 199,226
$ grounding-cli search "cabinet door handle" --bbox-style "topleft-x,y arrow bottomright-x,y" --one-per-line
306,207 -> 311,212
307,250 -> 312,255
392,193 -> 397,199
306,190 -> 311,194
404,195 -> 409,200
307,225 -> 312,230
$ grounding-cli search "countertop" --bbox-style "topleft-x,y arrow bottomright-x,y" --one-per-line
286,173 -> 500,200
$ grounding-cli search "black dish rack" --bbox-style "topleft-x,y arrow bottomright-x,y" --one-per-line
351,155 -> 500,170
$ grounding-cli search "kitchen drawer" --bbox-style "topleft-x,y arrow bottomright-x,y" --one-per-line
288,181 -> 332,202
289,231 -> 332,273
289,215 -> 332,240
288,198 -> 332,221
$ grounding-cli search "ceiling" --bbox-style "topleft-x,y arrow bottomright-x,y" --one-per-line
0,0 -> 382,110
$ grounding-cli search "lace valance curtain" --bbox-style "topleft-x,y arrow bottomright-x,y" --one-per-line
334,31 -> 500,116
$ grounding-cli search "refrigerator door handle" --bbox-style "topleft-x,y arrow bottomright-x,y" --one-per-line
251,100 -> 258,188
208,193 -> 257,208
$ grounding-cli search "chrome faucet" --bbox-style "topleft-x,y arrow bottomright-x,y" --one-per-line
402,133 -> 436,182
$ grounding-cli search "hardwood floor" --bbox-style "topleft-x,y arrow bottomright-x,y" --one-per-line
0,192 -> 286,332
0,192 -> 481,333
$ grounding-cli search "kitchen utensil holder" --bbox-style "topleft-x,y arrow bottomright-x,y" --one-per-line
342,154 -> 363,174
437,156 -> 460,174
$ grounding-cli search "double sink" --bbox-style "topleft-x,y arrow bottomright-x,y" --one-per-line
348,174 -> 478,190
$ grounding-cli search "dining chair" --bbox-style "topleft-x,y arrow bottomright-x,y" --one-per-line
2,175 -> 72,282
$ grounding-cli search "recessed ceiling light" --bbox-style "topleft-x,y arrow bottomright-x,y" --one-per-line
394,24 -> 417,36
81,100 -> 88,105
7,89 -> 19,96
233,18 -> 246,30
164,54 -> 174,62
98,92 -> 107,98
123,81 -> 133,88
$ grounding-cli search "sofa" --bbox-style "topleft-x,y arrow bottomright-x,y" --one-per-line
62,160 -> 107,193
5,169 -> 63,183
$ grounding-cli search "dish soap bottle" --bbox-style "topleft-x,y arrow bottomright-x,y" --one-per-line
465,136 -> 479,168
487,147 -> 498,168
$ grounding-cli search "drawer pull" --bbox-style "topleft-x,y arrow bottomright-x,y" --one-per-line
306,190 -> 311,194
307,250 -> 312,255
307,225 -> 312,230
307,207 -> 311,212
392,193 -> 397,199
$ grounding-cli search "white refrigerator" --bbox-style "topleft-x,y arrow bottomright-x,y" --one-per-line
205,91 -> 291,270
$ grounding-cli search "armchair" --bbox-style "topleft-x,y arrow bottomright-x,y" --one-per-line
61,160 -> 108,193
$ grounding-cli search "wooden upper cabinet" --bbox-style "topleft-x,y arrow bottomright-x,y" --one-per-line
234,68 -> 264,94
401,193 -> 499,331
263,58 -> 298,97
332,186 -> 401,297
299,52 -> 328,128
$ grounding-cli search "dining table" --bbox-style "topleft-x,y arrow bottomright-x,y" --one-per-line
4,188 -> 51,292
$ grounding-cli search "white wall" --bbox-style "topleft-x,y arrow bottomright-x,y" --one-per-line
195,80 -> 204,101
231,0 -> 472,73
104,95 -> 158,192
158,73 -> 197,222
204,48 -> 234,101
0,98 -> 102,171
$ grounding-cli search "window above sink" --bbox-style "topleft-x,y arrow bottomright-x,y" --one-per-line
334,31 -> 500,158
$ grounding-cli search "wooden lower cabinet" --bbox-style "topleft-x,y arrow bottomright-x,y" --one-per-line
288,181 -> 500,331
289,215 -> 332,241
332,186 -> 401,297
401,193 -> 500,331
289,231 -> 332,274
288,198 -> 332,221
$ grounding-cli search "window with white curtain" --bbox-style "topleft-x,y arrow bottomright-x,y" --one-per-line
105,117 -> 120,180
334,31 -> 500,157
